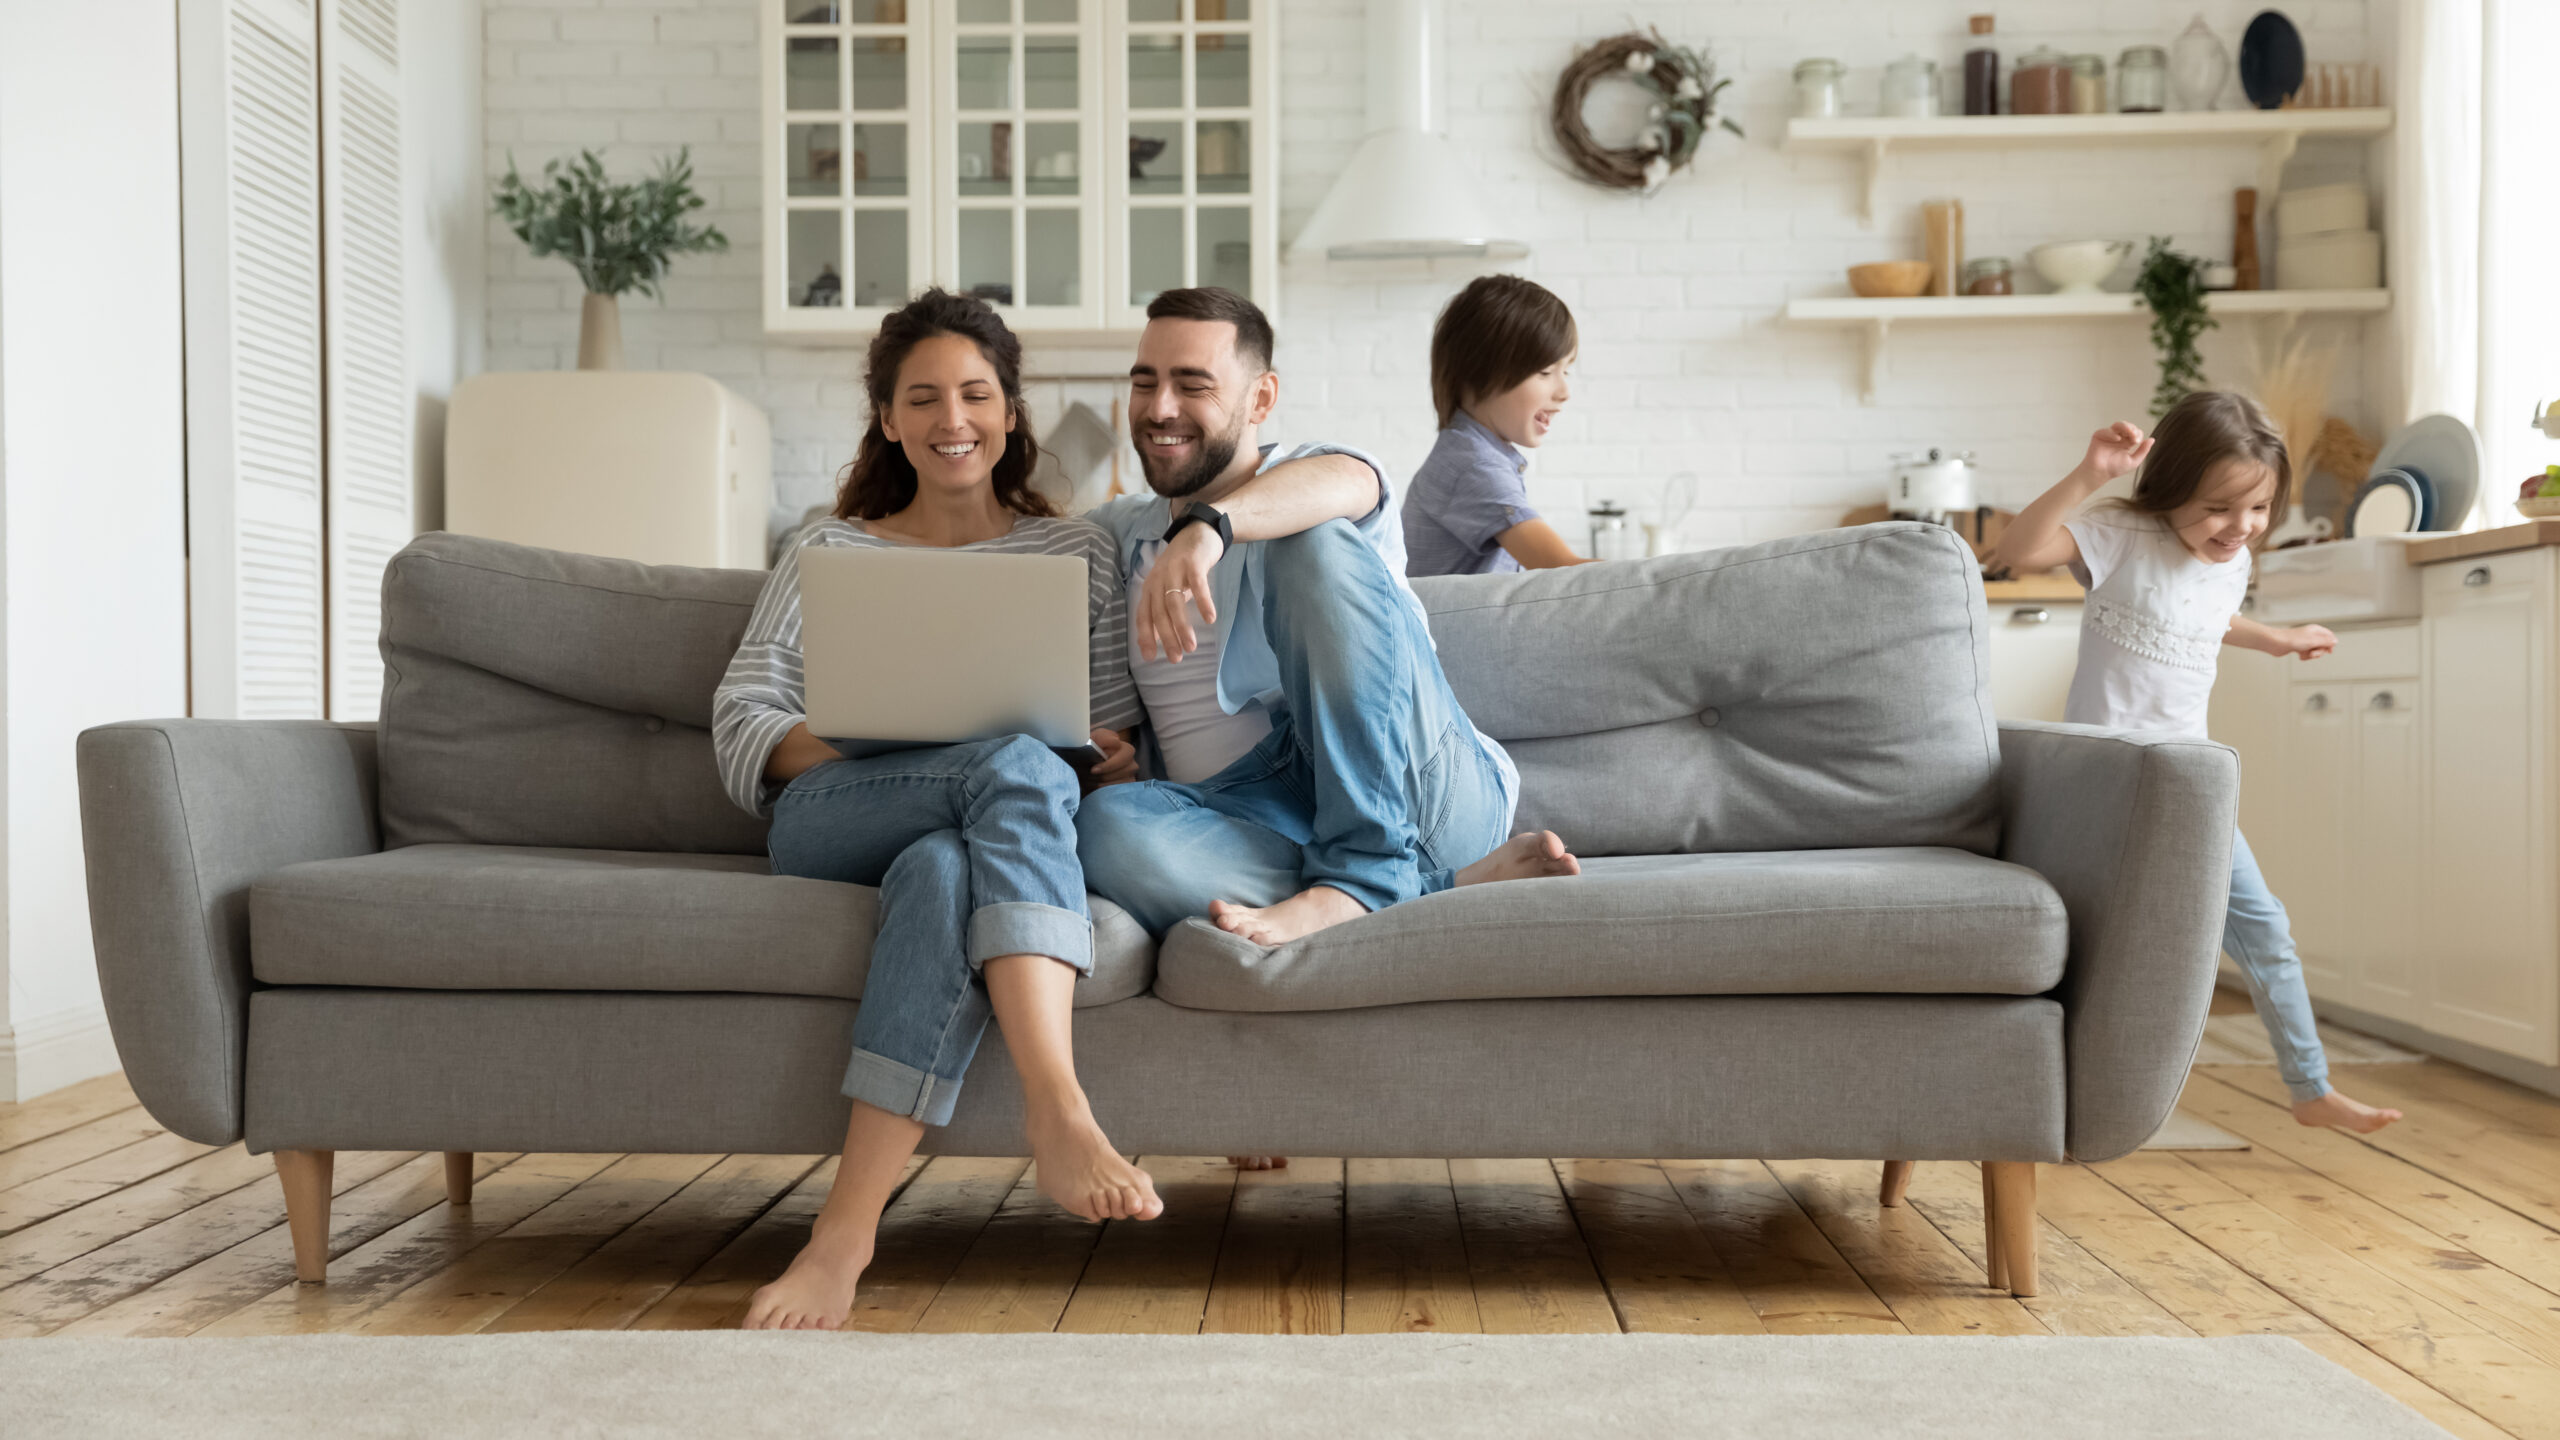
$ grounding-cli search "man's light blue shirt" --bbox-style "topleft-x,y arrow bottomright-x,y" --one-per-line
1086,440 -> 1519,817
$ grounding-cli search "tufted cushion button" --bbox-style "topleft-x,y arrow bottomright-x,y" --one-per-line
644,716 -> 666,734
1698,707 -> 1721,728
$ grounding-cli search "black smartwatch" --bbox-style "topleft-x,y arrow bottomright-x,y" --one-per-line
1163,503 -> 1234,550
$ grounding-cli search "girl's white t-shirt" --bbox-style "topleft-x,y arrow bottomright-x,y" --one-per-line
2061,505 -> 2251,739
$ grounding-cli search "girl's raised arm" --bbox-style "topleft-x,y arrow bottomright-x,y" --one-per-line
1990,422 -> 2153,575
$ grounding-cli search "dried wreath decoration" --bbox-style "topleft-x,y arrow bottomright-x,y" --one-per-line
1549,29 -> 1742,193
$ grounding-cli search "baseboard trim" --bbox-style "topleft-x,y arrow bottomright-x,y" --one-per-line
2215,973 -> 2560,1100
0,1006 -> 121,1103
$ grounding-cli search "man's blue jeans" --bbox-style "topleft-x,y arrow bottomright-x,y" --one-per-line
1077,519 -> 1514,935
766,735 -> 1091,1126
2225,829 -> 2333,1103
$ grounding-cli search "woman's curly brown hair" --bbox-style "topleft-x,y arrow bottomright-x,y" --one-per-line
834,288 -> 1055,521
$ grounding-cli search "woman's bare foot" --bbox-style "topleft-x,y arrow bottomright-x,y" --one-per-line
1455,831 -> 1582,887
742,1231 -> 872,1330
1026,1101 -> 1163,1222
1228,1156 -> 1289,1170
1209,885 -> 1367,946
2293,1089 -> 2403,1134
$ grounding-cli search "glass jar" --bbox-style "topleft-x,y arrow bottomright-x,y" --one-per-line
1587,502 -> 1637,563
2011,45 -> 2071,114
1963,14 -> 1998,116
1793,58 -> 1844,119
2068,54 -> 2107,113
2118,45 -> 2168,112
1962,257 -> 2014,295
1883,56 -> 1940,118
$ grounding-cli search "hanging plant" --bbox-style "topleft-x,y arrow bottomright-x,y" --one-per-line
1549,30 -> 1741,193
2133,236 -> 2216,418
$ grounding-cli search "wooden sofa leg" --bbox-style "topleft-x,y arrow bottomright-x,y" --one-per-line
274,1149 -> 335,1284
1981,1164 -> 2007,1290
1985,1161 -> 2040,1298
1879,1160 -> 1914,1208
444,1152 -> 475,1206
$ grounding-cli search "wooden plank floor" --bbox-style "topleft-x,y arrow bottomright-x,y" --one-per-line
5,993 -> 2556,1440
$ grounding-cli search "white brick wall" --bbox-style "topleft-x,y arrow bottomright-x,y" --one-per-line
483,0 -> 2382,548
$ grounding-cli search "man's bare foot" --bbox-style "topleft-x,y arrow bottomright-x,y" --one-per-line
1228,1156 -> 1289,1170
1209,885 -> 1367,946
1026,1101 -> 1164,1222
1455,831 -> 1582,887
2293,1089 -> 2403,1134
742,1232 -> 871,1330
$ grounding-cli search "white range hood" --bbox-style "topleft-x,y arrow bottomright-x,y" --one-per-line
1286,0 -> 1527,262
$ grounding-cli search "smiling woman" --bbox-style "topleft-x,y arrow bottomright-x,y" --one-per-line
707,288 -> 1161,1332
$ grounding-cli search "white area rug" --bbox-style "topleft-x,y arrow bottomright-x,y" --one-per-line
2194,1013 -> 2426,1066
0,1333 -> 2449,1439
2143,1109 -> 2251,1150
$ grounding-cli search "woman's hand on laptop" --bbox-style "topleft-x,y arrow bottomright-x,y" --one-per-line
1084,728 -> 1139,790
1136,523 -> 1222,662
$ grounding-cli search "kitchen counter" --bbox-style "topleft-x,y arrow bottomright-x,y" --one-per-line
1983,574 -> 2085,602
2406,520 -> 2560,566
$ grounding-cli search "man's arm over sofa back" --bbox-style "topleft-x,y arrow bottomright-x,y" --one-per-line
1997,720 -> 2238,1162
76,720 -> 382,1144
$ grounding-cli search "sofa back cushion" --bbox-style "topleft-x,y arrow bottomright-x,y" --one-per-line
378,532 -> 769,854
1414,523 -> 2001,856
380,522 -> 1998,859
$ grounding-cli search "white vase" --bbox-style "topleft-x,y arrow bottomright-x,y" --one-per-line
577,293 -> 622,371
2170,15 -> 2229,111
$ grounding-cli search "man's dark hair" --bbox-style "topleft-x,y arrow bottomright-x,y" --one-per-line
1430,275 -> 1577,430
1145,286 -> 1274,375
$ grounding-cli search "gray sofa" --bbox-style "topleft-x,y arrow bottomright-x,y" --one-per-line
75,524 -> 2238,1299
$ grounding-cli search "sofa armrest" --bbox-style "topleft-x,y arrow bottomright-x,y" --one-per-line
1997,720 -> 2238,1163
76,720 -> 381,1144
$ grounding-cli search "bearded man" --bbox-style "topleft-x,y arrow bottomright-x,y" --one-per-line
1075,287 -> 1579,953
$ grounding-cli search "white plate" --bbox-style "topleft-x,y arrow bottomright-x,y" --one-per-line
2373,414 -> 2480,530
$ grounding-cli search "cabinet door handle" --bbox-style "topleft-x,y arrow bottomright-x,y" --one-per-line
2369,691 -> 2396,710
2465,566 -> 2493,587
2009,606 -> 2050,625
2305,692 -> 2329,712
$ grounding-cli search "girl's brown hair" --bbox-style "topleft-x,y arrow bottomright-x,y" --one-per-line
834,288 -> 1055,521
1429,275 -> 1578,430
2123,389 -> 2293,531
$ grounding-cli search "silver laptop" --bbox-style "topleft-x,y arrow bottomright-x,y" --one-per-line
797,545 -> 1097,760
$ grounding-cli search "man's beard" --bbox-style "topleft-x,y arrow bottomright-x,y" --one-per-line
1136,421 -> 1243,499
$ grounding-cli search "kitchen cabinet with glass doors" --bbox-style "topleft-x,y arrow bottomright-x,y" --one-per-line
761,0 -> 1277,337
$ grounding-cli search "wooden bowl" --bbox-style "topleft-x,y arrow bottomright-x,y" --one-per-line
1848,260 -> 1934,298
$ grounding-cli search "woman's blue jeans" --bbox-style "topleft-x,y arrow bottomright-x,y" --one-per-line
2226,829 -> 2331,1103
766,735 -> 1090,1127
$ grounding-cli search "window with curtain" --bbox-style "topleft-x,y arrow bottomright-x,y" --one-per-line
2479,0 -> 2560,514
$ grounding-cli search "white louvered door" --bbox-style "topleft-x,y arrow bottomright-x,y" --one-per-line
321,0 -> 409,719
180,0 -> 328,719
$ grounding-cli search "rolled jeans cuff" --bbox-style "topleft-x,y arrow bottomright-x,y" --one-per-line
2285,1073 -> 2332,1104
843,1047 -> 963,1127
970,901 -> 1093,976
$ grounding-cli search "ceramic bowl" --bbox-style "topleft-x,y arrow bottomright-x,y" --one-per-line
1847,260 -> 1934,298
2029,239 -> 2135,294
2520,495 -> 2560,519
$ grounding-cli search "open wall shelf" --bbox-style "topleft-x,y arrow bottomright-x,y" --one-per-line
1783,288 -> 2392,401
1783,108 -> 2393,222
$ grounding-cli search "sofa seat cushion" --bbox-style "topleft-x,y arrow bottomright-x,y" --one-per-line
251,844 -> 1153,1008
1152,847 -> 2067,1013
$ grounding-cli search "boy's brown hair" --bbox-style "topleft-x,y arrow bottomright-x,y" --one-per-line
2124,389 -> 2293,532
1429,275 -> 1577,430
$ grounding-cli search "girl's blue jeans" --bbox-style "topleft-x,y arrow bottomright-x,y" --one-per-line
766,735 -> 1090,1127
2226,829 -> 2332,1103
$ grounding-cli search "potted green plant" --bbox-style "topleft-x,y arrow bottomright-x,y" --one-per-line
2133,236 -> 2216,418
492,149 -> 729,370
